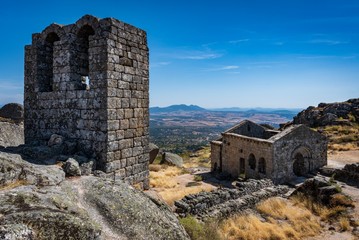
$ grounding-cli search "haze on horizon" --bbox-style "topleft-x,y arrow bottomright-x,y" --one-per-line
0,0 -> 358,109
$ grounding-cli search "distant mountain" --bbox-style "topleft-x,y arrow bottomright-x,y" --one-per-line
210,107 -> 303,113
150,104 -> 206,113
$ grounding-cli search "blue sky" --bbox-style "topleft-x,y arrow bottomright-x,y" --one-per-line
0,0 -> 358,108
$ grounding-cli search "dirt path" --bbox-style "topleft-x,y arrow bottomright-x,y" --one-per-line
70,177 -> 126,240
328,150 -> 359,168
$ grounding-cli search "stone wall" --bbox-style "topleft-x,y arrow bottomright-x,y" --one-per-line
24,15 -> 149,188
272,125 -> 327,183
210,141 -> 221,172
175,179 -> 289,220
221,133 -> 273,179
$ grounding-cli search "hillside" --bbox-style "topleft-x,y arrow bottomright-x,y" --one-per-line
291,98 -> 359,151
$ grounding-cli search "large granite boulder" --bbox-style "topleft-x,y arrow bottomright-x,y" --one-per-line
0,151 -> 190,240
0,103 -> 24,122
0,152 -> 65,187
149,143 -> 159,164
0,122 -> 24,147
161,152 -> 183,167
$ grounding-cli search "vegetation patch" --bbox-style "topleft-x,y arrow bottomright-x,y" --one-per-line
179,215 -> 221,240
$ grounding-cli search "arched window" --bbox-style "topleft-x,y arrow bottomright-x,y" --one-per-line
248,153 -> 256,170
77,25 -> 95,90
39,32 -> 60,92
258,158 -> 266,174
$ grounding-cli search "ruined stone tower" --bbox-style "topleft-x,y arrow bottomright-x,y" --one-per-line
24,15 -> 150,188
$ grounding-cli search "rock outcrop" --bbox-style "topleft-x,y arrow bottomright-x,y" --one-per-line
175,179 -> 289,220
320,163 -> 359,187
293,98 -> 359,127
0,151 -> 190,240
0,103 -> 24,122
149,143 -> 159,164
161,152 -> 183,167
0,122 -> 24,147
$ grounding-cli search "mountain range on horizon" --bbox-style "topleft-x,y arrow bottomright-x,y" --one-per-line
150,104 -> 302,113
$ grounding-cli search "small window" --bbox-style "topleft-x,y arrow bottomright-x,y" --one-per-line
247,125 -> 251,132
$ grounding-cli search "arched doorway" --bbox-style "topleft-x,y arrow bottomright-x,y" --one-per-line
258,158 -> 266,174
292,146 -> 312,176
248,154 -> 256,170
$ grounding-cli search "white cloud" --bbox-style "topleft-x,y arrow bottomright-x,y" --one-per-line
177,53 -> 223,60
306,39 -> 349,45
204,65 -> 239,71
229,39 -> 250,44
151,61 -> 171,67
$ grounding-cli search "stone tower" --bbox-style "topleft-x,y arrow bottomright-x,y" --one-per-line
24,15 -> 150,189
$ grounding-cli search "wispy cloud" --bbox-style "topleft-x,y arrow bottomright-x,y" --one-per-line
204,65 -> 239,71
298,55 -> 357,60
151,61 -> 171,68
229,39 -> 250,44
306,39 -> 349,45
0,80 -> 23,90
177,53 -> 223,60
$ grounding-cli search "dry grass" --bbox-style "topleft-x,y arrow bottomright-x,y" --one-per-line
0,180 -> 28,191
159,184 -> 214,206
149,165 -> 182,189
183,147 -> 211,168
323,124 -> 359,151
339,217 -> 351,231
330,193 -> 355,207
149,163 -> 215,205
219,197 -> 321,240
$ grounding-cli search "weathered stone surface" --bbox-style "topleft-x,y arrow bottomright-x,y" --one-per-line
0,122 -> 24,147
211,120 -> 327,184
161,152 -> 183,167
175,179 -> 288,220
0,151 -> 189,240
293,98 -> 359,127
320,164 -> 359,187
48,134 -> 64,147
24,14 -> 150,188
0,151 -> 65,187
0,224 -> 34,240
83,177 -> 190,240
0,103 -> 24,121
63,158 -> 81,176
149,142 -> 159,163
294,177 -> 341,204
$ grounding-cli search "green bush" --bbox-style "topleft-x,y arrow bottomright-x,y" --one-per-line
179,216 -> 221,240
194,175 -> 203,182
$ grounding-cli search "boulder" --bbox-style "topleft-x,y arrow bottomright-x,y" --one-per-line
0,103 -> 24,121
63,158 -> 81,176
48,134 -> 64,147
0,152 -> 65,187
80,160 -> 95,176
161,152 -> 183,167
0,122 -> 24,147
0,151 -> 190,239
149,143 -> 159,164
318,113 -> 337,126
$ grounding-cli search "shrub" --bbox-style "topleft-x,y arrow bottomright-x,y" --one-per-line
179,216 -> 221,240
193,175 -> 203,182
339,217 -> 350,231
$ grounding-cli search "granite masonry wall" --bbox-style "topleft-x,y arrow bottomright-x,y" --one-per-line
211,121 -> 327,184
24,15 -> 150,188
